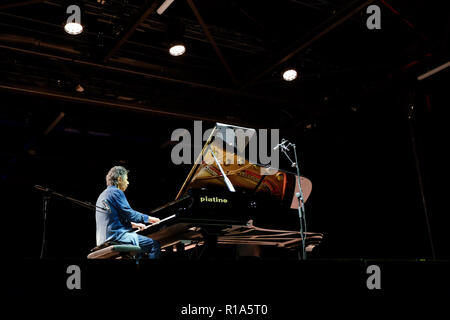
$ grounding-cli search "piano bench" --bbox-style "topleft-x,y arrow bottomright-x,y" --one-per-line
87,243 -> 142,259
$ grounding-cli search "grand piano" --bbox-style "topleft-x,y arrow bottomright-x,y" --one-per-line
137,123 -> 323,258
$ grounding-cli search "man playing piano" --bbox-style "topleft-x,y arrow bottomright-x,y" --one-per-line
95,166 -> 161,259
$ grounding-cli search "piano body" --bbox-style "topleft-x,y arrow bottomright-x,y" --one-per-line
138,123 -> 323,257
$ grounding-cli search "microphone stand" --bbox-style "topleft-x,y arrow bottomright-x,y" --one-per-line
276,141 -> 307,260
40,190 -> 51,259
34,185 -> 100,259
407,105 -> 436,259
292,143 -> 307,261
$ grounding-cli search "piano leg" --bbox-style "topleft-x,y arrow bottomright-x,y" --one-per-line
162,242 -> 189,260
198,231 -> 218,260
176,242 -> 185,254
236,244 -> 261,260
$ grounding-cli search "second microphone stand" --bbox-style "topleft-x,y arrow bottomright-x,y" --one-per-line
277,140 -> 307,260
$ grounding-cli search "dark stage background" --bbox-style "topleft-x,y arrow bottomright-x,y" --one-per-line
1,0 -> 449,306
1,71 -> 447,261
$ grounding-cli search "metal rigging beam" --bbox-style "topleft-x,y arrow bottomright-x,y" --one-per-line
187,0 -> 238,86
103,0 -> 160,62
242,0 -> 375,88
0,0 -> 45,10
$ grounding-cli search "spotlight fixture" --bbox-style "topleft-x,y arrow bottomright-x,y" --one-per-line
64,4 -> 83,35
282,69 -> 297,81
75,84 -> 84,93
65,22 -> 83,35
169,44 -> 186,56
167,18 -> 186,56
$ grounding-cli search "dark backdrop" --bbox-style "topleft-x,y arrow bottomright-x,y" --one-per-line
1,69 -> 447,261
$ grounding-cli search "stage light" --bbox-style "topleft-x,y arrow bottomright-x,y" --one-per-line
75,84 -> 84,93
167,19 -> 186,56
64,22 -> 83,35
169,44 -> 186,56
65,5 -> 83,35
283,69 -> 297,81
157,0 -> 175,15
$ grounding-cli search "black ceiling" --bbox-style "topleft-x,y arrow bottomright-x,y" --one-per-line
1,0 -> 448,127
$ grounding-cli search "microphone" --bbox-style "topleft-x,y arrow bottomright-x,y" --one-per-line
273,139 -> 289,151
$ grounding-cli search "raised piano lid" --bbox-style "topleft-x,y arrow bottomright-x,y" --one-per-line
175,123 -> 312,205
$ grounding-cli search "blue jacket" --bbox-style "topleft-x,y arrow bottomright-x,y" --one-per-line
95,185 -> 149,246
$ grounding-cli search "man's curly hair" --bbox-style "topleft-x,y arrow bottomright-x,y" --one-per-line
106,166 -> 129,187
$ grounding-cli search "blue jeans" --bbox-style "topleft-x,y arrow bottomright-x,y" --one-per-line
136,235 -> 161,259
117,233 -> 161,259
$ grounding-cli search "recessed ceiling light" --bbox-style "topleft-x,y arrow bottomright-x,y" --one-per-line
64,22 -> 83,35
169,44 -> 186,56
65,4 -> 83,35
283,69 -> 297,81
